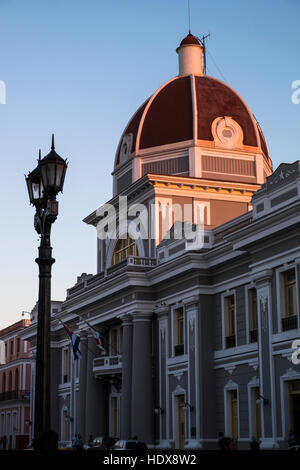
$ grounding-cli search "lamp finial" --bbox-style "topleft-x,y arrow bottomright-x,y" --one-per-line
51,134 -> 55,151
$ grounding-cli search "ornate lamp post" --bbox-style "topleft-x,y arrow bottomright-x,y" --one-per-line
25,135 -> 67,446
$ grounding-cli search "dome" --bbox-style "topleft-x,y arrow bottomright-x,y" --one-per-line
179,32 -> 201,47
114,74 -> 271,168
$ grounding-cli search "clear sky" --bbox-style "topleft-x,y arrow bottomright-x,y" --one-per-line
0,0 -> 299,328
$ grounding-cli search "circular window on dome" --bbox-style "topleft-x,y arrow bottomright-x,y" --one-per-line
119,134 -> 133,164
222,127 -> 233,139
212,117 -> 243,149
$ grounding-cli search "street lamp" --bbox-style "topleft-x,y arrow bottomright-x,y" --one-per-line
25,134 -> 68,448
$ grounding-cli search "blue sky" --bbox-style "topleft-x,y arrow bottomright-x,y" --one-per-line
0,0 -> 299,328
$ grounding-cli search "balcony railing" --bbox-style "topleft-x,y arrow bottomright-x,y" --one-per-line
174,344 -> 184,356
126,256 -> 158,267
107,256 -> 158,275
0,390 -> 30,402
93,355 -> 122,376
249,329 -> 258,343
282,315 -> 298,332
225,335 -> 236,349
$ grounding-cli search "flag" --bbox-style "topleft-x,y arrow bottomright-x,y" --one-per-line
85,320 -> 106,355
60,321 -> 82,360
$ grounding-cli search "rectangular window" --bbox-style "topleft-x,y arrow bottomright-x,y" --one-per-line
249,289 -> 258,343
282,269 -> 298,331
10,341 -> 14,356
17,338 -> 20,354
225,295 -> 236,348
174,308 -> 184,356
63,349 -> 70,383
112,235 -> 138,265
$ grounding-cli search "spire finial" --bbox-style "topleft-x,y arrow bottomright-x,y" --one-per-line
188,0 -> 191,34
38,149 -> 41,161
51,134 -> 55,151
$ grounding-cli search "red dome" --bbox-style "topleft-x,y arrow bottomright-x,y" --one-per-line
115,75 -> 271,168
179,33 -> 201,47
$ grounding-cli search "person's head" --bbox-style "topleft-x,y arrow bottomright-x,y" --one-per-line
218,436 -> 235,450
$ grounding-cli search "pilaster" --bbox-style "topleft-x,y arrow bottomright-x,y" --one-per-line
255,269 -> 278,449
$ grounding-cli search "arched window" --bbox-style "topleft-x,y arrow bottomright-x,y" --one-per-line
8,371 -> 12,392
112,235 -> 138,265
15,369 -> 19,391
2,373 -> 6,393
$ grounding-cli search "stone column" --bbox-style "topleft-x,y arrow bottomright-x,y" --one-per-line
184,296 -> 202,449
50,346 -> 60,433
131,312 -> 154,444
84,335 -> 108,444
155,306 -> 170,448
120,314 -> 133,439
77,331 -> 88,440
255,269 -> 278,449
197,294 -> 216,447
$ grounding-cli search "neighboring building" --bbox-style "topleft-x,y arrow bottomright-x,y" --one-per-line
0,319 -> 31,449
21,34 -> 300,449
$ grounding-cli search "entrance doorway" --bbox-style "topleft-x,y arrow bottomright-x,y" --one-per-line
289,380 -> 300,439
175,394 -> 185,449
111,396 -> 119,437
251,387 -> 261,439
229,389 -> 238,441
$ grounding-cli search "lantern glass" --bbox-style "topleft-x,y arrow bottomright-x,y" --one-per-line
26,167 -> 44,205
40,158 -> 67,194
56,161 -> 66,188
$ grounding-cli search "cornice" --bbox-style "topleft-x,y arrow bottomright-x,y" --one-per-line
226,200 -> 300,250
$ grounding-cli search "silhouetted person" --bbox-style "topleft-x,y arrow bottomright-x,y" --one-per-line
288,429 -> 296,448
250,436 -> 260,451
218,436 -> 235,451
77,434 -> 83,451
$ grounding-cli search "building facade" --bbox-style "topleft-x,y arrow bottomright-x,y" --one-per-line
21,34 -> 300,449
0,319 -> 31,449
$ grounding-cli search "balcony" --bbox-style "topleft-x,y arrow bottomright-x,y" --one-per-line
282,315 -> 298,332
249,329 -> 258,343
0,390 -> 30,402
93,355 -> 122,377
107,256 -> 158,276
225,335 -> 236,349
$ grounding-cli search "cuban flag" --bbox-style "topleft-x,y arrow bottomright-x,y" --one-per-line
61,321 -> 82,360
85,321 -> 106,356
